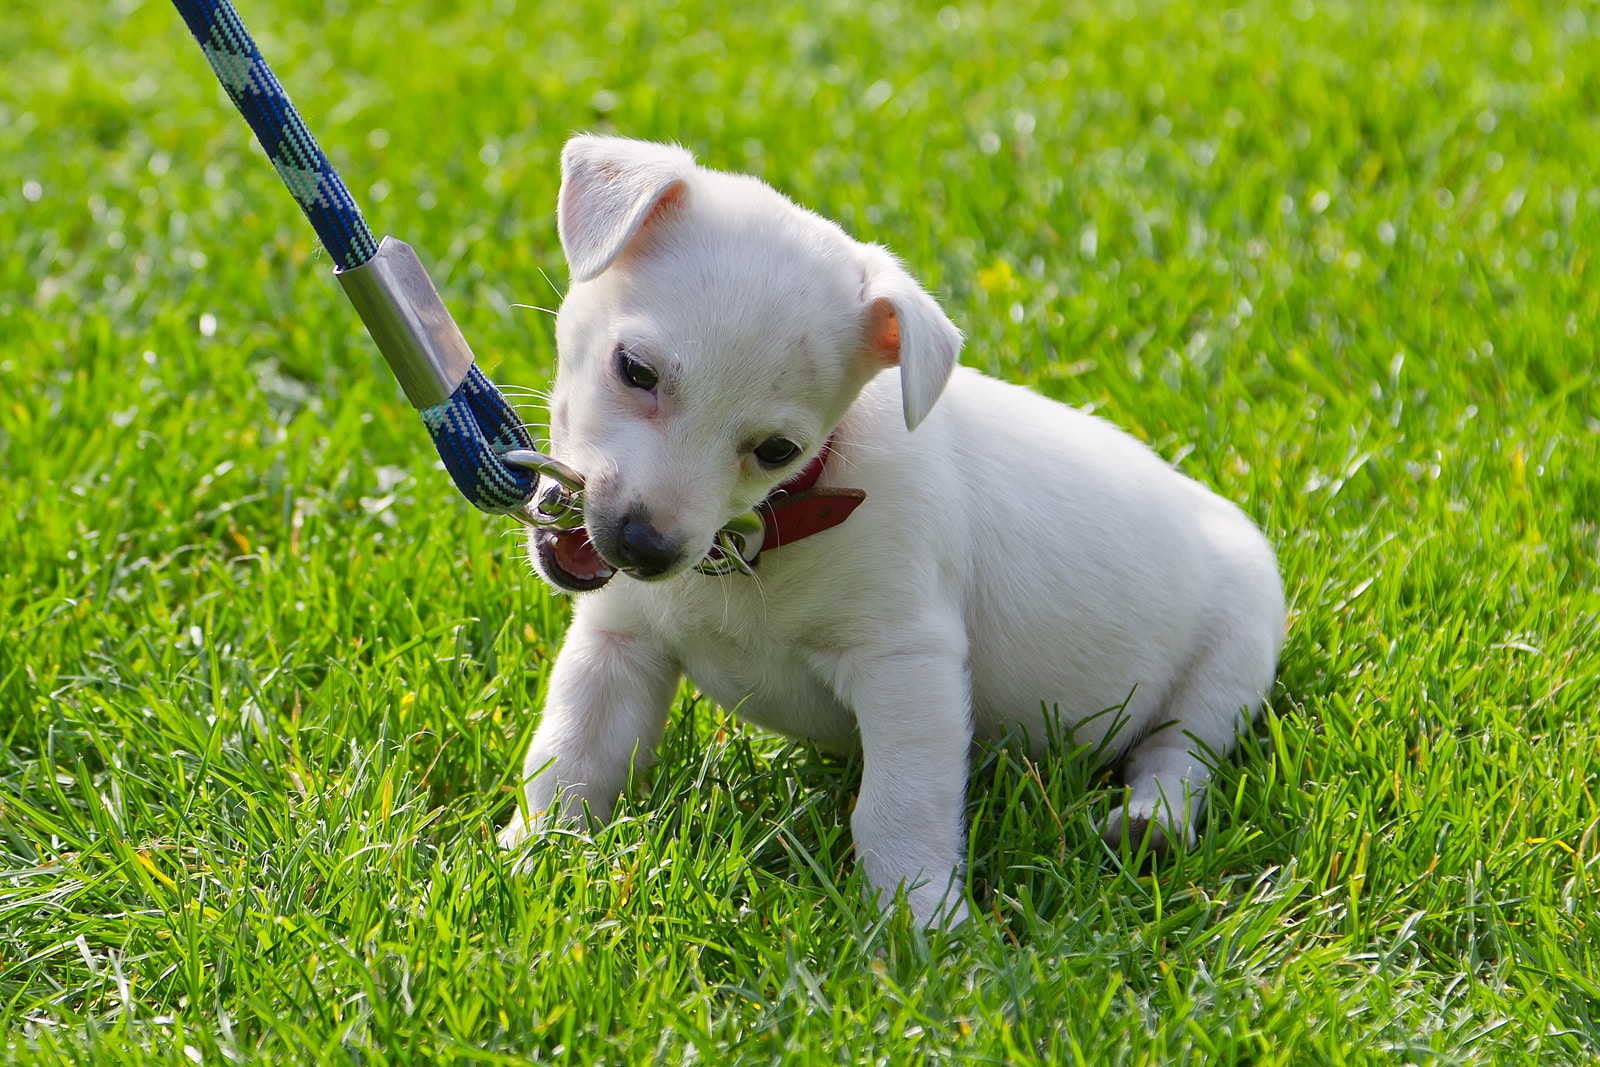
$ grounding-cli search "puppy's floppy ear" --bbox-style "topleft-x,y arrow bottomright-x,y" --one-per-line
558,135 -> 696,282
859,244 -> 963,430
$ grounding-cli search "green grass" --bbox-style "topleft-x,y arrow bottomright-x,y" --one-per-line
3,0 -> 1598,1061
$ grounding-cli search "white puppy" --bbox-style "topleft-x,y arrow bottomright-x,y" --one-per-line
500,135 -> 1286,925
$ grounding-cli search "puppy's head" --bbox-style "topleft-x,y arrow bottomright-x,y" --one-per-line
531,135 -> 963,592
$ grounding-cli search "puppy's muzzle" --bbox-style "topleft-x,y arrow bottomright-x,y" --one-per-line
502,451 -> 691,586
503,448 -> 766,592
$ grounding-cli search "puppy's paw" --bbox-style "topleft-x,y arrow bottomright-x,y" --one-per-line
1100,801 -> 1195,860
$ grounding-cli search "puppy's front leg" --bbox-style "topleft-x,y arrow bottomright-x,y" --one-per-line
498,610 -> 679,847
825,634 -> 973,926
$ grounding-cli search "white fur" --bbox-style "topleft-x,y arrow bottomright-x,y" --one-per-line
501,135 -> 1287,926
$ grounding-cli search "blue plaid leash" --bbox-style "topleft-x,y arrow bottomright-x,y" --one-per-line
170,0 -> 540,514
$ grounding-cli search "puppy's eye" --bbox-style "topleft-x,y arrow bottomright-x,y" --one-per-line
615,345 -> 658,391
753,437 -> 800,469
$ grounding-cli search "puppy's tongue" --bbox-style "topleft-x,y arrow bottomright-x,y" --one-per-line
552,527 -> 612,583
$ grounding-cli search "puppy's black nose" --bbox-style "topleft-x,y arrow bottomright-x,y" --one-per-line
613,509 -> 681,578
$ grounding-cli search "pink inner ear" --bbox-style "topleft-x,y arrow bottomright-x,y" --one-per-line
640,182 -> 687,234
868,298 -> 902,366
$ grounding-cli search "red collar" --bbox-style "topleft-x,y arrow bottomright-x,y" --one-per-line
755,438 -> 866,556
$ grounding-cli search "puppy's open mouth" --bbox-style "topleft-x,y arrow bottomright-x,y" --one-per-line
533,526 -> 616,592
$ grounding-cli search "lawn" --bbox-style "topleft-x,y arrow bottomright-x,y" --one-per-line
3,0 -> 1598,1061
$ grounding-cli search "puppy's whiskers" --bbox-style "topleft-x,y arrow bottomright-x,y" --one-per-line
509,302 -> 560,317
744,559 -> 772,628
511,420 -> 553,441
498,383 -> 553,398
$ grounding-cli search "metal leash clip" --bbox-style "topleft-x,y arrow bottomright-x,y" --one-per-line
694,510 -> 765,577
501,450 -> 586,530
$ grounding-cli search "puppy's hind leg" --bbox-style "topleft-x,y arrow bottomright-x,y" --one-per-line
1104,605 -> 1280,856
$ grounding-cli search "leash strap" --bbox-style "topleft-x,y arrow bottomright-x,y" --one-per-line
170,0 -> 539,513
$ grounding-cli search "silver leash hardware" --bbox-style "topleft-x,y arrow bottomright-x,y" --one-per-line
502,449 -> 586,530
336,236 -> 477,410
695,510 -> 764,576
